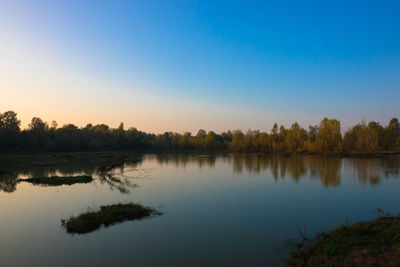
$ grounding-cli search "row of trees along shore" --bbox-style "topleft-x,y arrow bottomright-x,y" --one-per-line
0,110 -> 399,154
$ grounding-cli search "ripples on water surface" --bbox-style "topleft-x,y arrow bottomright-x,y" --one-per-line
0,153 -> 399,266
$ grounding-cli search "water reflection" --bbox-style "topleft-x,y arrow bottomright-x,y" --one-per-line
153,153 -> 217,168
149,154 -> 399,187
0,156 -> 144,193
95,158 -> 145,194
1,154 -> 399,193
308,157 -> 342,187
344,157 -> 400,186
0,170 -> 18,193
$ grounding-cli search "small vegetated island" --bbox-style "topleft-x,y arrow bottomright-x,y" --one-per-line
20,175 -> 93,186
61,203 -> 162,234
287,212 -> 400,266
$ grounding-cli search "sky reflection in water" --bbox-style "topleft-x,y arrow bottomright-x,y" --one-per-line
0,154 -> 399,266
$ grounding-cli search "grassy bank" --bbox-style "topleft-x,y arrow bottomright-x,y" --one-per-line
287,215 -> 400,266
61,203 -> 162,234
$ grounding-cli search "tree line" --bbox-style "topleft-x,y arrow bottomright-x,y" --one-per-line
0,110 -> 399,154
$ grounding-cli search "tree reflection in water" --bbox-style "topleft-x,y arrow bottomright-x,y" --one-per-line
0,155 -> 147,193
0,170 -> 18,193
150,154 -> 399,187
344,156 -> 400,186
95,157 -> 149,194
0,154 -> 399,193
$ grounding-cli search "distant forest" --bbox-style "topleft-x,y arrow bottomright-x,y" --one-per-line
0,110 -> 399,155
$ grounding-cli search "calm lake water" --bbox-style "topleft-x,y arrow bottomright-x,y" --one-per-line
1,153 -> 400,266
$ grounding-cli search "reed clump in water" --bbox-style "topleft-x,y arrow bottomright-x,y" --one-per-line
61,203 -> 162,234
20,175 -> 93,186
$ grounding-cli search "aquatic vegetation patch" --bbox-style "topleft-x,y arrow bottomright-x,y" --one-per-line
287,215 -> 400,266
20,175 -> 93,186
61,203 -> 162,234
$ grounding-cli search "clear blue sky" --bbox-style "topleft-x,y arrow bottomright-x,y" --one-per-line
1,0 -> 399,133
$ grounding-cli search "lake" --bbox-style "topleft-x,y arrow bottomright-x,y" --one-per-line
0,153 -> 399,266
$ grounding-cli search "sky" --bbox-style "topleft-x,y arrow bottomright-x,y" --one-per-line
1,0 -> 399,134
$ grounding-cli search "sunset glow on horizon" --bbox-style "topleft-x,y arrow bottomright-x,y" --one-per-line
1,1 -> 399,133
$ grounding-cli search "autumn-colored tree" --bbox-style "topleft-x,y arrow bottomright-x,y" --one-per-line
315,118 -> 342,153
204,131 -> 218,151
270,123 -> 279,152
285,122 -> 307,153
230,130 -> 244,152
383,118 -> 400,150
278,125 -> 287,152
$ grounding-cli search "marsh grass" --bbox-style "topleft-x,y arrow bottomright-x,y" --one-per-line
287,213 -> 400,266
61,203 -> 162,234
20,175 -> 93,186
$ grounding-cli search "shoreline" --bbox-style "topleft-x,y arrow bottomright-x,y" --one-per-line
0,150 -> 399,158
286,213 -> 400,266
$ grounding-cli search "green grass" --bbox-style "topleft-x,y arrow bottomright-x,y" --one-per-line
61,203 -> 162,234
287,216 -> 400,266
20,175 -> 93,186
